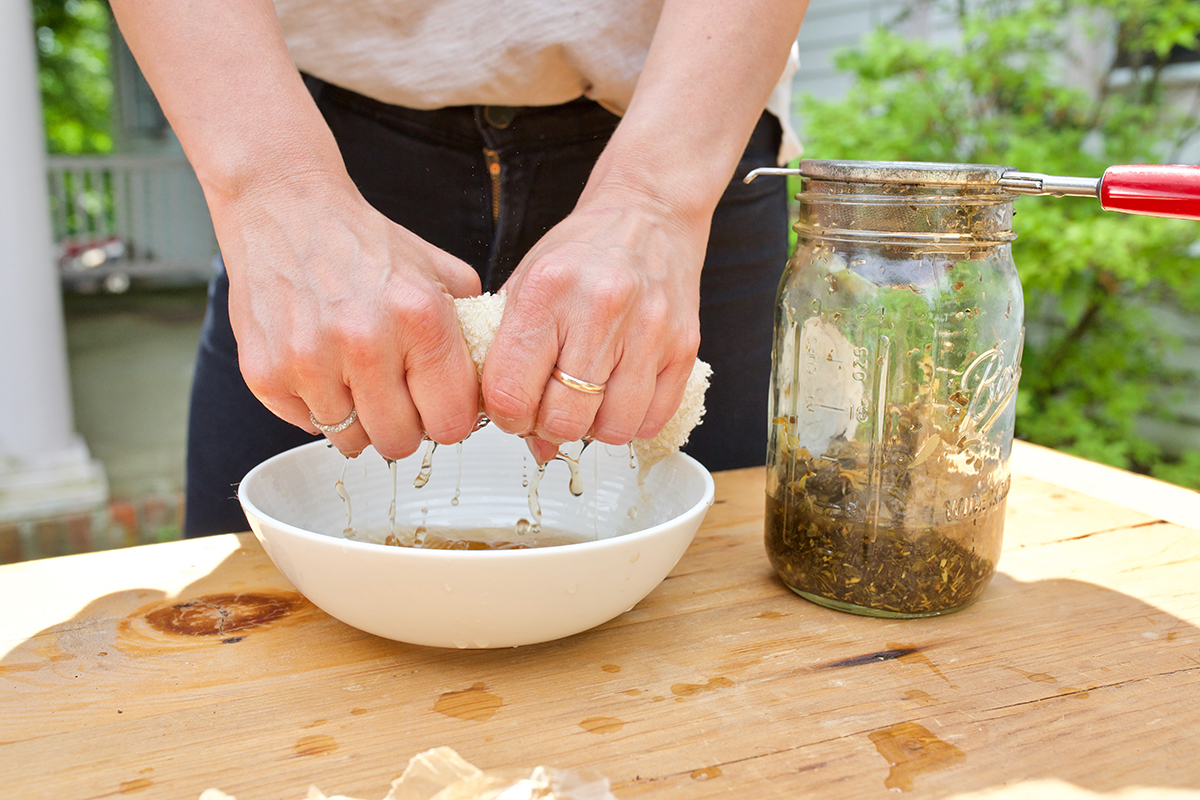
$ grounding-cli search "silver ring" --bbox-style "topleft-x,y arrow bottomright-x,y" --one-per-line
551,366 -> 606,395
309,407 -> 357,434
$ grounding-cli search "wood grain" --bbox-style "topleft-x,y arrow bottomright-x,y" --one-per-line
2,442 -> 1198,800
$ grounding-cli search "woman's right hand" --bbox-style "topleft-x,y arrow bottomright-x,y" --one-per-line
209,171 -> 483,461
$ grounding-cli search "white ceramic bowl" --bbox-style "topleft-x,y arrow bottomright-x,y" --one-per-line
238,424 -> 714,648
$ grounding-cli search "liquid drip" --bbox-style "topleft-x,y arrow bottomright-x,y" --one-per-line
452,441 -> 463,506
387,459 -> 397,537
334,433 -> 613,545
556,449 -> 585,497
525,463 -> 546,533
335,458 -> 355,538
520,447 -> 588,535
413,440 -> 438,489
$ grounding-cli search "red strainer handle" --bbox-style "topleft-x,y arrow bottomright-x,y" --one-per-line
1100,164 -> 1200,220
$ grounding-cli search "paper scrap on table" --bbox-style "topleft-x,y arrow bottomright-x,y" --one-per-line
199,746 -> 619,800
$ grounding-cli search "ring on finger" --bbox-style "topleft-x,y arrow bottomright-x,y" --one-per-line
551,366 -> 606,395
310,407 -> 358,434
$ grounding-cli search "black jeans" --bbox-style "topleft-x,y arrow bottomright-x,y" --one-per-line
185,77 -> 789,537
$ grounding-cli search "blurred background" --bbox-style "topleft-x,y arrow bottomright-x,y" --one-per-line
2,0 -> 1198,563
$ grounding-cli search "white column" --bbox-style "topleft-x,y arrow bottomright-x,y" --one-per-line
0,0 -> 107,521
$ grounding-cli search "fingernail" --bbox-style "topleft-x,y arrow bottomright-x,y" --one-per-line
525,437 -> 561,465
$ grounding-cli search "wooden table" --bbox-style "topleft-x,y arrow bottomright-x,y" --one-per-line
3,441 -> 1199,800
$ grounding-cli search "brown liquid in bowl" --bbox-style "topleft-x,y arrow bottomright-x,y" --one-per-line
375,527 -> 589,551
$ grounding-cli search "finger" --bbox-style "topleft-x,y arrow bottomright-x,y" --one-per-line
303,386 -> 372,457
536,361 -> 610,444
355,289 -> 478,457
351,373 -> 424,460
398,286 -> 481,445
588,353 -> 657,445
242,358 -> 372,456
525,436 -> 561,465
433,250 -> 483,299
248,388 -> 313,433
405,329 -> 481,446
481,292 -> 560,436
633,354 -> 696,441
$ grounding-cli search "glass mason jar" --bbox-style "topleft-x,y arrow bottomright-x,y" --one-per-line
764,160 -> 1025,617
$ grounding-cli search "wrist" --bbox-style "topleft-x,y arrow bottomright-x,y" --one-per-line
580,129 -> 724,240
193,120 -> 349,210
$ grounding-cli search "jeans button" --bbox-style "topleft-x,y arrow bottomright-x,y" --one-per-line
483,105 -> 517,129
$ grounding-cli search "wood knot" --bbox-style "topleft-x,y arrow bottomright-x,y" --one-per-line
143,593 -> 300,637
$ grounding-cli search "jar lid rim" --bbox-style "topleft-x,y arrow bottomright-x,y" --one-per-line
801,159 -> 1017,185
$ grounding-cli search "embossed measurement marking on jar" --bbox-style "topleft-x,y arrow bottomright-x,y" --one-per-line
866,334 -> 891,540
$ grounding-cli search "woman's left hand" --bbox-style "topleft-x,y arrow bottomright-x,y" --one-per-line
482,186 -> 707,454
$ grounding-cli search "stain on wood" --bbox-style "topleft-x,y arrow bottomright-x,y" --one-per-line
670,677 -> 733,697
580,716 -> 625,734
434,682 -> 503,722
118,778 -> 153,794
1004,665 -> 1057,683
868,721 -> 966,791
902,689 -> 937,706
292,734 -> 337,757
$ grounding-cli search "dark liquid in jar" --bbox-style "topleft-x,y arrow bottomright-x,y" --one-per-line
764,441 -> 1005,617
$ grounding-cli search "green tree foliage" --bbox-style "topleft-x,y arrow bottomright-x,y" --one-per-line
34,0 -> 113,154
798,0 -> 1200,489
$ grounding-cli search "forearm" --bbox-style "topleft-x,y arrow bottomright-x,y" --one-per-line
108,0 -> 346,204
586,0 -> 807,226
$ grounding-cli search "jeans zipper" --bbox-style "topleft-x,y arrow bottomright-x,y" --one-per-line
484,148 -> 501,226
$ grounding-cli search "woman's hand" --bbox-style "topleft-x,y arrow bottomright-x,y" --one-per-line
211,172 -> 483,460
482,186 -> 707,450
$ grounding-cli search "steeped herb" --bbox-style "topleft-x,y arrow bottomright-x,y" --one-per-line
765,405 -> 1006,617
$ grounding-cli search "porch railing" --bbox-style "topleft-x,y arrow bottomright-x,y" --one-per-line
46,155 -> 218,290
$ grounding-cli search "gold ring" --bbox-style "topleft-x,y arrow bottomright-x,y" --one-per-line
309,407 -> 357,434
551,366 -> 606,395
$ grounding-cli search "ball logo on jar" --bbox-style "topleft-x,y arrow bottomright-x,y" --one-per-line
952,340 -> 1023,452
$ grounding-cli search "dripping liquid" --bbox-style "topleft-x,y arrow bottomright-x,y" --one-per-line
340,437 -> 629,549
414,440 -> 437,489
387,458 -> 397,538
523,447 -> 586,533
336,458 -> 356,539
452,441 -> 463,506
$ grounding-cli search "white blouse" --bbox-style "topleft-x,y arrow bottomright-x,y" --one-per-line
273,0 -> 801,164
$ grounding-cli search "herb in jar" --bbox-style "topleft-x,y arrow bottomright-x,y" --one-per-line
765,403 -> 1006,617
